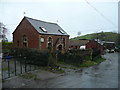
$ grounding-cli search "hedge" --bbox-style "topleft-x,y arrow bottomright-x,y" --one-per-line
57,50 -> 92,66
11,48 -> 56,67
8,48 -> 101,67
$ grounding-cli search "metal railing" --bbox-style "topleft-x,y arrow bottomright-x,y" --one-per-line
2,58 -> 38,80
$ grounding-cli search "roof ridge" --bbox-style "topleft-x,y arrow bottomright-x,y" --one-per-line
25,16 -> 57,25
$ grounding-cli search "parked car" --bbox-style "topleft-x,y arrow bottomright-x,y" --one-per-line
106,49 -> 115,53
115,46 -> 120,52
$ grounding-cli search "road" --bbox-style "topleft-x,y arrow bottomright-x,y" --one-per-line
21,53 -> 118,88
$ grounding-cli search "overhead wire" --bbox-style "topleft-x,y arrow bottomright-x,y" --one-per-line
84,0 -> 117,28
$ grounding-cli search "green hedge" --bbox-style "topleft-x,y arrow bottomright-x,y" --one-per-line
57,50 -> 92,66
2,42 -> 13,53
11,48 -> 56,67
9,48 -> 101,67
2,42 -> 13,48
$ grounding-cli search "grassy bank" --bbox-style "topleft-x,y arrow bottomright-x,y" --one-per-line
79,56 -> 106,67
58,56 -> 106,68
39,66 -> 65,74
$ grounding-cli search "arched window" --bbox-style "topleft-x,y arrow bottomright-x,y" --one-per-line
47,37 -> 52,50
23,35 -> 28,47
63,38 -> 65,48
23,35 -> 27,42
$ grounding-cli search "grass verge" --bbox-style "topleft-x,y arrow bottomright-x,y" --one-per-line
39,66 -> 65,74
2,67 -> 8,71
58,56 -> 106,68
19,73 -> 36,79
79,57 -> 106,67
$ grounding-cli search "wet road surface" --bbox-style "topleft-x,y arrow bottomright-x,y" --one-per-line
21,53 -> 118,88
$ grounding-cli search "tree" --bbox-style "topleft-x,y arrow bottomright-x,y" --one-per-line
0,22 -> 8,42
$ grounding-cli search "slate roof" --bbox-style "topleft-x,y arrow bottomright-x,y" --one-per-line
69,40 -> 89,46
25,17 -> 69,36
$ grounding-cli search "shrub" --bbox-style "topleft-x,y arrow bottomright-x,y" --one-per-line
2,42 -> 13,53
91,48 -> 101,61
57,49 -> 92,66
11,48 -> 51,66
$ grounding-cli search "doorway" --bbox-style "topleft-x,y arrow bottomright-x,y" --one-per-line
58,45 -> 62,51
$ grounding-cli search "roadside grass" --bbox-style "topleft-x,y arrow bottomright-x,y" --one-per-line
2,79 -> 5,83
39,66 -> 65,74
79,57 -> 106,67
59,64 -> 77,70
79,60 -> 97,67
55,69 -> 65,73
95,57 -> 106,64
58,61 -> 67,65
58,56 -> 106,68
19,73 -> 42,80
2,67 -> 8,71
19,73 -> 36,79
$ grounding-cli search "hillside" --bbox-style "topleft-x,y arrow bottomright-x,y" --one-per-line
70,32 -> 119,45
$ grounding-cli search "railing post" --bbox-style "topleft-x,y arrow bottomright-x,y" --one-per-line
7,60 -> 10,78
24,59 -> 27,72
20,60 -> 22,74
2,60 -> 4,80
29,64 -> 31,71
34,65 -> 36,70
14,59 -> 17,76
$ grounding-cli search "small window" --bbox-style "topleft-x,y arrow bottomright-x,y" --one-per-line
58,29 -> 64,34
63,38 -> 65,42
40,38 -> 44,43
48,37 -> 52,44
17,40 -> 19,46
23,35 -> 28,48
23,35 -> 27,42
39,27 -> 47,32
47,37 -> 52,50
63,38 -> 65,47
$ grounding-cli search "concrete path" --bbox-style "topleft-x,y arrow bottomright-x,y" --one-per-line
3,69 -> 64,88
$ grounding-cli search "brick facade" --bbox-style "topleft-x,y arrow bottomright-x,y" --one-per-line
13,17 -> 69,51
86,40 -> 104,52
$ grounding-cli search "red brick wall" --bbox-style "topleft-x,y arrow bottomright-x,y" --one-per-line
69,45 -> 80,50
39,34 -> 69,51
13,18 -> 40,49
86,40 -> 103,52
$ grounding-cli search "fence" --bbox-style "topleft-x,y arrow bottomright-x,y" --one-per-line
2,58 -> 39,80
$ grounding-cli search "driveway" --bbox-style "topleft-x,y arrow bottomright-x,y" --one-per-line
3,53 -> 119,88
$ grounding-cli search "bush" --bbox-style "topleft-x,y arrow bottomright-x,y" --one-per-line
91,48 -> 101,61
9,48 -> 101,67
57,50 -> 92,66
11,48 -> 51,66
2,42 -> 13,53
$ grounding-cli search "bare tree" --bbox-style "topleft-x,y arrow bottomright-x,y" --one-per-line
0,22 -> 8,42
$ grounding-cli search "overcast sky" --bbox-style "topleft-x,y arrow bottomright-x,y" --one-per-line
0,0 -> 118,41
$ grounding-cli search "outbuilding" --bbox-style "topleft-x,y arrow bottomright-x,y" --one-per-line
69,39 -> 104,52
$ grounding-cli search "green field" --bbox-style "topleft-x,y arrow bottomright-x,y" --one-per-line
70,32 -> 119,45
